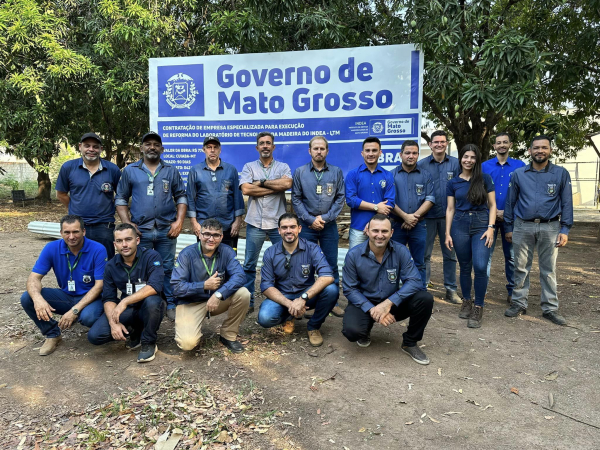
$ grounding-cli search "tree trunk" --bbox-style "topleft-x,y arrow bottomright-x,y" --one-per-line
36,170 -> 52,202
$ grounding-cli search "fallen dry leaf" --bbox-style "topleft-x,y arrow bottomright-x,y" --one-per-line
544,416 -> 555,420
544,371 -> 559,381
405,421 -> 414,425
429,416 -> 440,423
510,387 -> 519,395
358,427 -> 366,433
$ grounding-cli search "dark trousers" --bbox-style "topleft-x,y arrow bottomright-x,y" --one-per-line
85,222 -> 115,259
139,226 -> 176,309
87,295 -> 166,346
196,227 -> 238,251
342,290 -> 433,347
392,221 -> 427,289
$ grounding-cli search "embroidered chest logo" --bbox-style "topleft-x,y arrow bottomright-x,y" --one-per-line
386,269 -> 397,282
415,184 -> 424,195
447,172 -> 454,181
101,182 -> 113,193
82,275 -> 92,283
379,180 -> 387,189
301,264 -> 311,277
326,183 -> 334,196
547,183 -> 557,195
162,179 -> 170,193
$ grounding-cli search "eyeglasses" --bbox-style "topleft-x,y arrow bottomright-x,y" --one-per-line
284,254 -> 291,271
210,171 -> 217,182
200,232 -> 223,240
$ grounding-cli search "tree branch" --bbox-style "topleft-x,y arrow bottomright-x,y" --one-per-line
423,93 -> 453,130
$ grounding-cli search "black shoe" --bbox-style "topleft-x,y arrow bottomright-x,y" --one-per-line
505,304 -> 526,317
166,309 -> 176,322
219,336 -> 245,353
357,335 -> 371,348
401,345 -> 430,365
246,306 -> 255,316
126,330 -> 141,350
445,289 -> 461,304
459,298 -> 473,319
467,306 -> 483,328
507,294 -> 512,304
542,311 -> 566,326
137,344 -> 157,363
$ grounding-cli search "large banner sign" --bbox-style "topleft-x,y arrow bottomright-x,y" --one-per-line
149,45 -> 423,182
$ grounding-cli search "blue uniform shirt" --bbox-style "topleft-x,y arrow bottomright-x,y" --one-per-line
417,154 -> 460,218
102,247 -> 164,304
260,237 -> 333,297
390,165 -> 435,223
342,240 -> 423,312
345,164 -> 395,230
292,161 -> 345,224
32,237 -> 107,296
55,158 -> 121,224
504,162 -> 573,235
186,159 -> 245,230
482,157 -> 526,210
115,159 -> 187,231
446,173 -> 495,212
171,243 -> 245,305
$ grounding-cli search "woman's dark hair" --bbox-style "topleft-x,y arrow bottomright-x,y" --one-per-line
459,144 -> 487,206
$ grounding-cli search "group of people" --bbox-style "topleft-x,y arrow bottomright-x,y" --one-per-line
20,129 -> 573,366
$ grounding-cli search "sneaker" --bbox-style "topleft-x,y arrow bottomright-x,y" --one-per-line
39,336 -> 62,356
137,344 -> 157,363
304,309 -> 315,319
307,329 -> 323,347
467,306 -> 483,328
401,345 -> 430,365
542,311 -> 566,326
219,336 -> 245,353
445,289 -> 461,304
459,298 -> 473,319
505,304 -> 527,317
282,319 -> 295,334
357,336 -> 371,348
126,331 -> 141,350
166,309 -> 176,322
331,306 -> 345,317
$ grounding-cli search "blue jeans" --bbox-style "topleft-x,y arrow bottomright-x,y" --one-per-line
243,224 -> 282,307
424,217 -> 458,291
392,221 -> 427,289
486,221 -> 515,296
348,227 -> 368,249
88,295 -> 166,346
85,222 -> 115,259
257,284 -> 339,331
139,226 -> 176,309
450,211 -> 491,307
299,220 -> 340,287
20,288 -> 104,338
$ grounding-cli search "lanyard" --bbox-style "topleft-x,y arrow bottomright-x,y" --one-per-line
198,245 -> 216,276
261,164 -> 272,180
314,170 -> 324,183
123,257 -> 140,282
145,166 -> 161,183
66,252 -> 83,280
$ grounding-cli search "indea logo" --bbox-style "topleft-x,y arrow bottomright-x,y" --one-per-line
163,73 -> 199,109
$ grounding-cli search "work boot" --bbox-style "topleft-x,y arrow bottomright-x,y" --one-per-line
282,319 -> 295,334
307,329 -> 324,347
505,303 -> 526,317
467,306 -> 483,328
542,311 -> 566,326
459,298 -> 473,319
39,336 -> 62,356
331,306 -> 345,317
445,289 -> 461,304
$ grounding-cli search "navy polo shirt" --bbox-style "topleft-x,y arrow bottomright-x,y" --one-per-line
260,237 -> 333,297
291,162 -> 346,224
417,154 -> 460,218
390,165 -> 435,224
55,158 -> 121,224
342,240 -> 422,312
446,173 -> 495,212
186,159 -> 245,230
115,159 -> 187,231
345,164 -> 395,230
504,162 -> 573,235
32,237 -> 107,296
102,247 -> 164,304
171,243 -> 245,305
482,157 -> 526,210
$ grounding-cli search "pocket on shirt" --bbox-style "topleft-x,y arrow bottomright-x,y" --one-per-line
222,180 -> 232,192
81,271 -> 94,285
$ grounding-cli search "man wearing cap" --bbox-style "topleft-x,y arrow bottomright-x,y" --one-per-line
240,131 -> 293,313
20,215 -> 107,356
115,132 -> 188,321
56,132 -> 121,259
186,136 -> 245,249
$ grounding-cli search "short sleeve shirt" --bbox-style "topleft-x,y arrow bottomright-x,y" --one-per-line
446,173 -> 495,212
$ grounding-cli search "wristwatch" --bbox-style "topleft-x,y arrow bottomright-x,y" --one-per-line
72,307 -> 80,316
373,205 -> 379,212
488,224 -> 496,229
301,293 -> 309,301
260,179 -> 266,187
215,291 -> 223,300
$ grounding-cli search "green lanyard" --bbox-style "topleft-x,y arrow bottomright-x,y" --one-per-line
145,165 -> 161,183
66,252 -> 83,281
123,258 -> 140,283
314,170 -> 324,183
261,164 -> 272,180
198,244 -> 216,276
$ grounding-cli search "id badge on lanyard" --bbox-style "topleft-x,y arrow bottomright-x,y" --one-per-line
68,280 -> 76,292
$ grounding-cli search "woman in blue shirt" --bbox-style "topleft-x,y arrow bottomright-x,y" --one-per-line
445,144 -> 497,328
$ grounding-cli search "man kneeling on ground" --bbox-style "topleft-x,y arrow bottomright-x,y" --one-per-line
171,218 -> 250,353
21,215 -> 106,356
88,224 -> 166,363
342,214 -> 434,365
257,213 -> 337,347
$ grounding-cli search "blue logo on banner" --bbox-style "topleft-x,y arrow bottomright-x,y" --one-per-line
370,119 -> 385,135
158,64 -> 204,117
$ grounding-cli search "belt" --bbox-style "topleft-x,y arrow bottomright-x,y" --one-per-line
521,216 -> 559,223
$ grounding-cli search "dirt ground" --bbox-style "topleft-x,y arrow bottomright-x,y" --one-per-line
1,203 -> 600,449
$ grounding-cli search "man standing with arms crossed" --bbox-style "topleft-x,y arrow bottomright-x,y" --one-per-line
345,137 -> 395,249
292,136 -> 345,317
115,132 -> 187,321
391,140 -> 435,289
482,133 -> 525,304
186,136 -> 245,249
504,135 -> 573,325
240,132 -> 293,313
418,130 -> 461,303
56,133 -> 121,259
